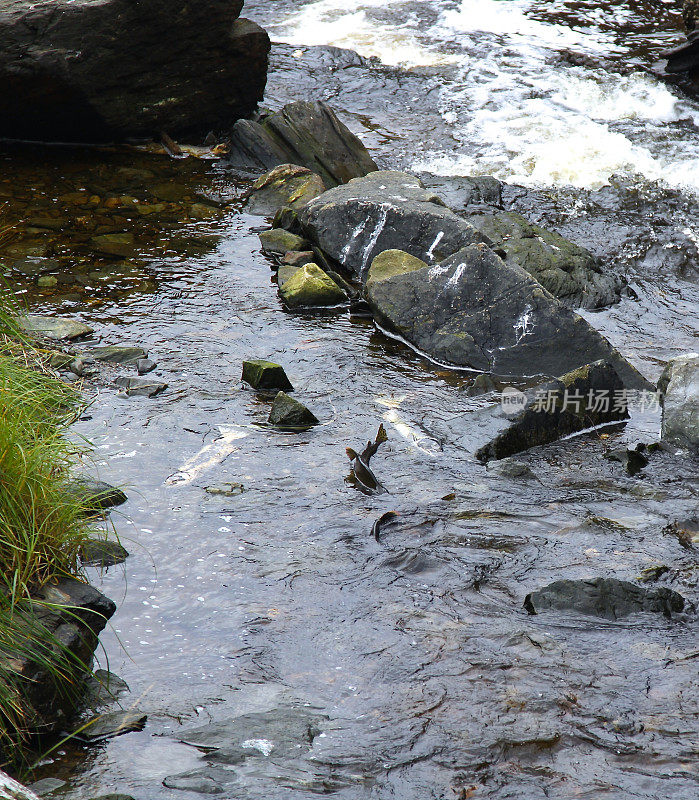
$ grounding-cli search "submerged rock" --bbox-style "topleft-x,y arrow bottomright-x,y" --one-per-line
524,578 -> 686,620
228,100 -> 378,188
65,476 -> 127,512
242,359 -> 293,393
279,263 -> 347,308
83,345 -> 147,364
472,361 -> 629,462
259,229 -> 310,255
246,164 -> 326,216
658,353 -> 698,453
21,315 -> 93,341
366,244 -> 651,389
605,445 -> 650,476
90,233 -> 135,258
465,211 -> 622,309
76,710 -> 147,742
114,376 -> 167,397
0,0 -> 269,141
268,392 -> 319,428
298,171 -> 489,281
80,538 -> 129,567
26,779 -> 66,797
205,483 -> 245,497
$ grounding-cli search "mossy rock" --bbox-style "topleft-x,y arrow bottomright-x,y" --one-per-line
247,164 -> 326,216
279,263 -> 347,308
268,392 -> 319,428
259,229 -> 310,255
242,359 -> 294,393
366,250 -> 428,293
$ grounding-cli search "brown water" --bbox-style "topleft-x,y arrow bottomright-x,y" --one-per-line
2,1 -> 698,798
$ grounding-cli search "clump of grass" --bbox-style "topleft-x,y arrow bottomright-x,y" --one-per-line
0,295 -> 94,763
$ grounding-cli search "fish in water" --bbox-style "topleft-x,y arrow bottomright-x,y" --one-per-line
166,425 -> 249,486
346,424 -> 388,493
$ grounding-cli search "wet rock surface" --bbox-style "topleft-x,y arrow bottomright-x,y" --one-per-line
228,100 -> 378,187
268,391 -> 319,428
245,164 -> 326,216
21,315 -> 93,341
14,579 -> 116,733
471,361 -> 629,462
0,773 -> 40,800
465,211 -> 622,309
114,376 -> 167,397
659,353 -> 698,452
524,578 -> 688,619
298,171 -> 489,281
242,360 -> 293,393
366,243 -> 650,388
0,0 -> 270,141
164,704 -> 328,795
64,476 -> 127,512
278,262 -> 347,308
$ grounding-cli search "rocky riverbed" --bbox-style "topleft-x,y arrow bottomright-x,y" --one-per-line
1,1 -> 698,799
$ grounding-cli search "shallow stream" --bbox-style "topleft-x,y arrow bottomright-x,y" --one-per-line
2,1 -> 698,798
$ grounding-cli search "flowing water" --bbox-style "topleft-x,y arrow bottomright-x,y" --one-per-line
2,1 -> 698,798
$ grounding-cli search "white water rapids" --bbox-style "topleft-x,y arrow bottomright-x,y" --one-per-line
263,0 -> 699,191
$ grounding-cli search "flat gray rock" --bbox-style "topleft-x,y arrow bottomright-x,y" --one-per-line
114,376 -> 167,397
21,315 -> 93,341
76,710 -> 146,742
83,345 -> 147,364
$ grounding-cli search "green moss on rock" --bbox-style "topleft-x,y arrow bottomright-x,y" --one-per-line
279,263 -> 347,308
242,360 -> 294,393
268,391 -> 319,428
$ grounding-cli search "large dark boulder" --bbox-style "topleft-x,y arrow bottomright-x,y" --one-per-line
0,0 -> 269,141
464,211 -> 622,309
228,100 -> 378,187
298,171 -> 490,280
365,243 -> 652,389
14,579 -> 116,732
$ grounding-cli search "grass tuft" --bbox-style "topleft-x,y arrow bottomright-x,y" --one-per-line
0,295 -> 95,764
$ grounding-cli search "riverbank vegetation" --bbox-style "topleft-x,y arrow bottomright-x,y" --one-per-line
0,297 -> 91,764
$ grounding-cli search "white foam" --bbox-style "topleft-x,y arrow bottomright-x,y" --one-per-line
267,0 -> 453,67
271,0 -> 699,192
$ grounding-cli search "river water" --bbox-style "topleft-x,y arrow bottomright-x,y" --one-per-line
3,1 -> 698,798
